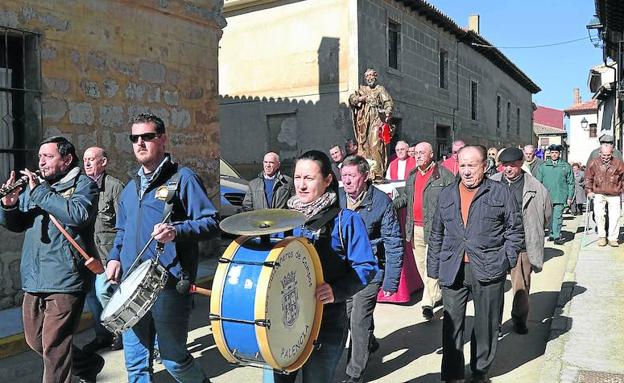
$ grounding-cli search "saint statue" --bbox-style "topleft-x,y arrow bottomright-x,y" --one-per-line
348,68 -> 394,181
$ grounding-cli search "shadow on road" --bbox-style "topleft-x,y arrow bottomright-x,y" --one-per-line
489,283 -> 586,378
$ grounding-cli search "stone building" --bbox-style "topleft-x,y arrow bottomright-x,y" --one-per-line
0,0 -> 225,309
220,0 -> 539,173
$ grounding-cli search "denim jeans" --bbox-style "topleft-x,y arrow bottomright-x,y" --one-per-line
122,289 -> 207,383
85,273 -> 116,339
273,303 -> 348,383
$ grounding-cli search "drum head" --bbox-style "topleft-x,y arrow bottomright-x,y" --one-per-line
255,237 -> 324,371
101,261 -> 152,318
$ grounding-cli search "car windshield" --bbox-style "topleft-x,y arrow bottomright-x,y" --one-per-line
220,158 -> 242,178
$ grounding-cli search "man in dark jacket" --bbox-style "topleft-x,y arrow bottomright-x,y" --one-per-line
427,145 -> 524,383
242,151 -> 294,211
105,113 -> 218,382
394,142 -> 455,320
0,136 -> 99,383
585,143 -> 624,247
81,146 -> 125,353
339,155 -> 403,383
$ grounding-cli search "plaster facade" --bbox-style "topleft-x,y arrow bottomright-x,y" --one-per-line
220,0 -> 538,173
0,0 -> 224,309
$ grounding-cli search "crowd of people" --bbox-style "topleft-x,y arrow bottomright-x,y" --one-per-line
2,108 -> 623,383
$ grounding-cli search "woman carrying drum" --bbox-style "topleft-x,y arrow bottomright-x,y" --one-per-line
272,150 -> 379,383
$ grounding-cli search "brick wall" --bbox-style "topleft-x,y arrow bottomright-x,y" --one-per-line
0,0 -> 224,308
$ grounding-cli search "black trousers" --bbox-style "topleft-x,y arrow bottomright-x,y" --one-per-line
345,281 -> 381,379
441,262 -> 505,381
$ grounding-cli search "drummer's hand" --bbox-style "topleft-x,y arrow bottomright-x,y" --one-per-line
315,283 -> 334,305
106,260 -> 121,284
19,168 -> 39,190
1,171 -> 21,207
382,290 -> 393,297
152,223 -> 176,243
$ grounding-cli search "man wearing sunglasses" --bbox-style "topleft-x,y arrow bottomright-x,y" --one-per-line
106,113 -> 218,383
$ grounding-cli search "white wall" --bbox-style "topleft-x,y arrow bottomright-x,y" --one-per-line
568,112 -> 601,164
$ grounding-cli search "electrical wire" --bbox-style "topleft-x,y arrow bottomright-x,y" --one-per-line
471,36 -> 590,49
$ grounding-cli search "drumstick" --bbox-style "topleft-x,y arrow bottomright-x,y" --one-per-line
176,280 -> 212,297
122,212 -> 172,282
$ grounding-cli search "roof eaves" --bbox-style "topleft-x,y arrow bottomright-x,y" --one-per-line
396,0 -> 541,94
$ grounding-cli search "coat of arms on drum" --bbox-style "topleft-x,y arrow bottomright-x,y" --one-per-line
281,270 -> 299,328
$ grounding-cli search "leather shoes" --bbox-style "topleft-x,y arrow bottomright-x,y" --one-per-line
513,322 -> 529,335
422,306 -> 434,320
110,334 -> 123,351
609,240 -> 619,247
82,336 -> 113,354
554,237 -> 565,245
342,376 -> 363,383
75,352 -> 105,383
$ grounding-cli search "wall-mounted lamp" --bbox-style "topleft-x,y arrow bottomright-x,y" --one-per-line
581,117 -> 589,129
586,15 -> 604,48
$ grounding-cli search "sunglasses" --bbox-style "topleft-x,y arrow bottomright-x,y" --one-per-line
129,132 -> 161,143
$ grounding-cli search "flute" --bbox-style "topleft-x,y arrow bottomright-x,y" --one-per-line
0,170 -> 42,198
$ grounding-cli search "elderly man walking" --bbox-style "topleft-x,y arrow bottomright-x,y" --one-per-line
339,155 -> 403,383
386,140 -> 415,180
585,144 -> 624,247
536,144 -> 574,245
428,145 -> 524,383
243,151 -> 294,211
440,140 -> 465,175
394,142 -> 454,320
522,145 -> 543,176
491,147 -> 552,334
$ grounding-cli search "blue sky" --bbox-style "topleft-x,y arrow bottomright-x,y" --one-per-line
431,0 -> 601,110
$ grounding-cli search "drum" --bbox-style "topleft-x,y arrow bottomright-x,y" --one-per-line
210,236 -> 324,372
101,259 -> 168,334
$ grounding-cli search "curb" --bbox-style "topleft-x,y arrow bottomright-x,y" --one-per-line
538,215 -> 583,383
0,275 -> 214,360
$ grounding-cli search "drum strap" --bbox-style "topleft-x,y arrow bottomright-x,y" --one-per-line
162,171 -> 181,223
305,206 -> 345,252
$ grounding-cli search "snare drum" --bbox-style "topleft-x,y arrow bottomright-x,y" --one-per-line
210,236 -> 324,372
101,259 -> 168,334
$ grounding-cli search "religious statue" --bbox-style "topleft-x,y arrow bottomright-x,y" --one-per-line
348,68 -> 394,181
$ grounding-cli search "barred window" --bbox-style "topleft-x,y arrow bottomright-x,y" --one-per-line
0,26 -> 42,182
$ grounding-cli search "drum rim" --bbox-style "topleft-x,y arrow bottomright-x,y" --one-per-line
255,236 -> 325,372
209,235 -> 246,365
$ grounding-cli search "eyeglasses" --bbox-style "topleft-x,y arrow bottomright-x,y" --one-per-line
129,132 -> 161,143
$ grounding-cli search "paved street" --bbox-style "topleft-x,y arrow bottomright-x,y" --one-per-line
0,214 -> 592,382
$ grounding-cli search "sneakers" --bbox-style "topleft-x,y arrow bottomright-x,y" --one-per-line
82,336 -> 113,354
609,240 -> 619,247
598,237 -> 608,247
422,306 -> 434,320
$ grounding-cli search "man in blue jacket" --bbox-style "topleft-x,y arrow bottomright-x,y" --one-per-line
0,136 -> 99,383
105,113 -> 218,383
427,145 -> 524,383
339,155 -> 403,383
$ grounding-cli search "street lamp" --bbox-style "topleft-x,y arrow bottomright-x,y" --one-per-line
581,117 -> 589,130
586,15 -> 604,48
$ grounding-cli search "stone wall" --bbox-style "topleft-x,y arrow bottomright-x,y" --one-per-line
0,0 -> 224,309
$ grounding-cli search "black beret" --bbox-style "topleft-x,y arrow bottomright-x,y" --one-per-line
498,147 -> 523,163
548,144 -> 563,152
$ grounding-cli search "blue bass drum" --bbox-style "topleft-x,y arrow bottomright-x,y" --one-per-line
210,236 -> 324,372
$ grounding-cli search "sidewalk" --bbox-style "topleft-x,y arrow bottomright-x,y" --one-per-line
540,214 -> 624,382
0,257 -> 219,359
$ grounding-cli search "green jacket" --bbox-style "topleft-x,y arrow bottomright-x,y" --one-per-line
93,173 -> 124,263
394,164 -> 455,242
536,159 -> 574,204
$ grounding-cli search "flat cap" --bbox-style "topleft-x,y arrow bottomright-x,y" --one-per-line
599,134 -> 614,143
498,147 -> 523,163
548,144 -> 564,152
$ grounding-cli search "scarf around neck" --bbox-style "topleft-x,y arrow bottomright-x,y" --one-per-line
287,191 -> 337,219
